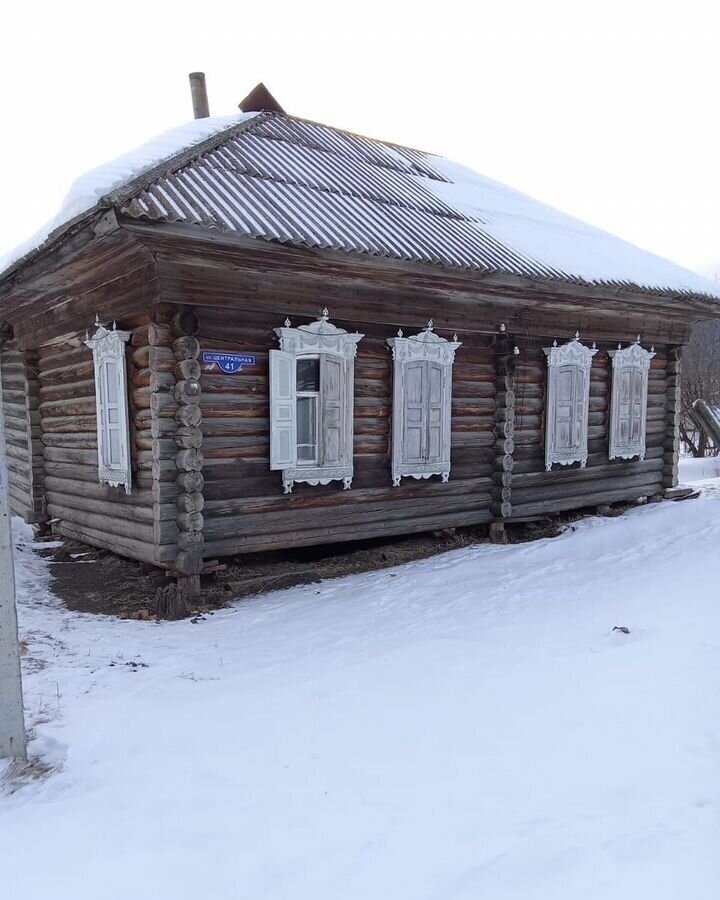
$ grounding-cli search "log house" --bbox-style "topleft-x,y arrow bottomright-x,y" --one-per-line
1,80 -> 718,600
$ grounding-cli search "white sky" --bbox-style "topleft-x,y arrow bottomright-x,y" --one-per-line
2,0 -> 718,277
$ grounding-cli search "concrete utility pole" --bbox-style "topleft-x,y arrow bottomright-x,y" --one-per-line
0,359 -> 26,760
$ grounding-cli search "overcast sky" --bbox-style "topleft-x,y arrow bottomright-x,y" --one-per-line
2,0 -> 718,277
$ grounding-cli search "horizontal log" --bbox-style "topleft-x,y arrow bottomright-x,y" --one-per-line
178,530 -> 203,550
174,379 -> 201,405
510,470 -> 666,505
150,392 -> 178,415
174,428 -> 203,450
175,358 -> 201,381
55,520 -> 175,565
177,471 -> 205,492
41,433 -> 97,449
175,405 -> 203,427
44,476 -> 154,507
39,379 -> 94,403
176,449 -> 203,471
46,502 -> 155,542
148,323 -> 173,347
177,511 -> 204,532
40,396 -> 96,418
45,490 -> 154,524
173,336 -> 200,361
41,415 -> 96,434
176,492 -> 205,513
203,506 -> 495,556
510,482 -> 662,518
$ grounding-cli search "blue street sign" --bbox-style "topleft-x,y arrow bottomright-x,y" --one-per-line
202,351 -> 256,374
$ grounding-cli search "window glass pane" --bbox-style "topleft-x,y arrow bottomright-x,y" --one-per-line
297,358 -> 319,392
297,396 -> 317,462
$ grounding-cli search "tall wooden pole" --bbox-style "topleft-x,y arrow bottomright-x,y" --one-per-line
0,357 -> 26,760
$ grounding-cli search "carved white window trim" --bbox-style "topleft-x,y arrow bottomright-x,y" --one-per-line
543,333 -> 597,471
84,320 -> 132,493
608,339 -> 656,461
386,321 -> 462,486
270,309 -> 364,494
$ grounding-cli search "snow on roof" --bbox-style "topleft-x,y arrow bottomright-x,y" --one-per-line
425,157 -> 720,300
1,108 -> 718,305
0,112 -> 257,277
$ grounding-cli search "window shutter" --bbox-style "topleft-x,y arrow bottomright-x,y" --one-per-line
101,359 -> 126,469
387,323 -> 461,486
269,349 -> 297,470
319,355 -> 344,466
543,335 -> 596,470
85,322 -> 132,493
402,361 -> 427,464
608,342 -> 655,460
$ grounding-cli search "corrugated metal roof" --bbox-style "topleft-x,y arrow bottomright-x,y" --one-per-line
118,115 -> 580,281
3,109 -> 718,302
117,113 -> 720,301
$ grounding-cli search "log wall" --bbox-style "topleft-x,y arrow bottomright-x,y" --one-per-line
0,344 -> 43,522
196,306 -> 497,556
37,318 -> 176,565
508,336 -> 670,518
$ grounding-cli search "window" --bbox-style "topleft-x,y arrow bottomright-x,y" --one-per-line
386,321 -> 461,486
543,333 -> 597,471
84,320 -> 132,493
269,309 -> 364,494
608,340 -> 655,460
296,358 -> 320,463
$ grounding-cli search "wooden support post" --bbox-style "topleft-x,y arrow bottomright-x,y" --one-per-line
662,347 -> 682,490
489,520 -> 506,543
492,333 -> 516,520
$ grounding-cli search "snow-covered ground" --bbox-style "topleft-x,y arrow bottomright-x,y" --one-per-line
2,481 -> 720,899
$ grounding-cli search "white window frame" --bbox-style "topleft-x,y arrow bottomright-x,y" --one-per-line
84,320 -> 132,493
608,339 -> 656,461
270,309 -> 363,494
543,333 -> 597,471
386,321 -> 461,486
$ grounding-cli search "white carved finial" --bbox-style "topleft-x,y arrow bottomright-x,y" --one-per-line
453,334 -> 458,343
651,345 -> 655,353
426,319 -> 434,332
94,313 -> 100,326
397,328 -> 403,337
574,331 -> 580,341
513,346 -> 520,356
284,317 -> 291,328
618,342 -> 622,350
499,323 -> 506,333
591,341 -> 597,350
553,339 -> 558,347
636,334 -> 641,343
112,320 -> 117,331
320,307 -> 329,321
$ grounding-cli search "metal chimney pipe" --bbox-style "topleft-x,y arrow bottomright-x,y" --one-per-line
189,72 -> 210,119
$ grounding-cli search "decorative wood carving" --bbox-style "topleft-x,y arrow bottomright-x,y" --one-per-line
608,338 -> 655,461
386,321 -> 461,486
84,318 -> 132,493
270,309 -> 364,493
543,333 -> 597,471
